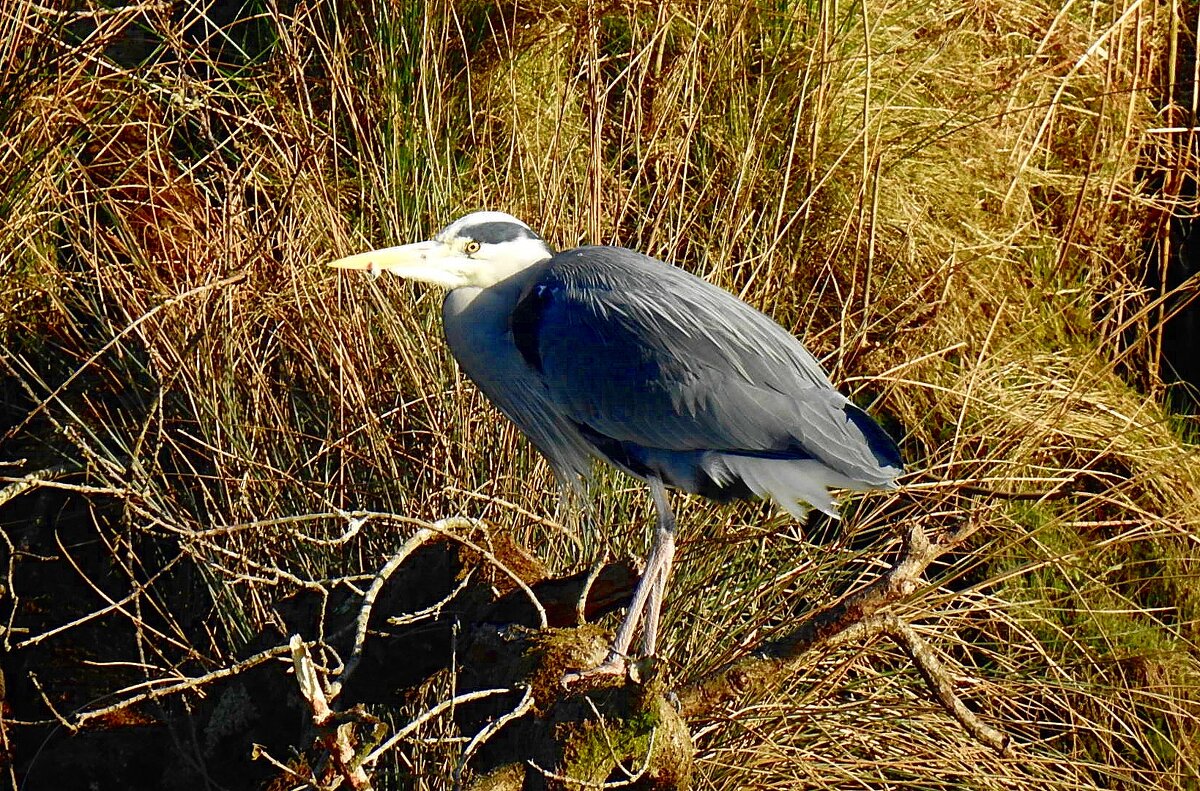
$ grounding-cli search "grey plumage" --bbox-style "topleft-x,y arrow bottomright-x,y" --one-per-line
330,210 -> 903,675
446,243 -> 901,517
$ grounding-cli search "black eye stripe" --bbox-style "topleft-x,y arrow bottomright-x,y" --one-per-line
463,221 -> 539,244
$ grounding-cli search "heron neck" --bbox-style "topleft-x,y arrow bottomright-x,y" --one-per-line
442,271 -> 526,326
441,276 -> 531,387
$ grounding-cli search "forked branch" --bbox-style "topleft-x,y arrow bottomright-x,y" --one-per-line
676,519 -> 1010,755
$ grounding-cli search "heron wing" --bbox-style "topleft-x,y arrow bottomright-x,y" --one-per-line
514,247 -> 900,486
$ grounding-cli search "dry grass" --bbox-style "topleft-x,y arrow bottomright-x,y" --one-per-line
1,0 -> 1198,789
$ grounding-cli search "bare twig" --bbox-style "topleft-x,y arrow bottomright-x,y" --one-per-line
0,464 -> 88,506
428,516 -> 550,628
74,643 -> 292,728
676,518 -> 1009,754
29,672 -> 76,734
876,614 -> 1010,754
456,684 -> 535,778
18,539 -> 187,651
387,569 -> 474,626
329,525 -> 436,700
338,513 -> 551,629
291,635 -> 375,791
362,687 -> 514,768
251,742 -> 315,783
294,513 -> 368,546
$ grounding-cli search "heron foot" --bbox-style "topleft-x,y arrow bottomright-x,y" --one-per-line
561,653 -> 630,687
560,651 -> 661,687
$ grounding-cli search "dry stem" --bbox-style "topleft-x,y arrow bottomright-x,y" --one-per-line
677,518 -> 1011,755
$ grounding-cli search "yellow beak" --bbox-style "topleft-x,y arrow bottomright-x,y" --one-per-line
327,240 -> 464,287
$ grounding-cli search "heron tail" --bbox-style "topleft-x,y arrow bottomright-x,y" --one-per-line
703,453 -> 859,519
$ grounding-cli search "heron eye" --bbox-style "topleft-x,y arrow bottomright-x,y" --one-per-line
464,240 -> 481,254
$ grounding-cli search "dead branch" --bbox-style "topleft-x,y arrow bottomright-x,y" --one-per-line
455,684 -> 536,781
875,614 -> 1010,753
73,643 -> 292,729
361,687 -> 516,768
336,513 -> 552,628
291,636 -> 375,791
250,742 -> 313,784
28,673 -> 75,734
329,525 -> 436,700
676,519 -> 1011,754
0,465 -> 110,507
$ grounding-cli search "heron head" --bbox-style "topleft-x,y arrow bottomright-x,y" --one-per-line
328,211 -> 554,289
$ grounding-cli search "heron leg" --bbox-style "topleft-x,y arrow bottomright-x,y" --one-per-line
605,477 -> 676,665
639,479 -> 676,656
562,478 -> 676,684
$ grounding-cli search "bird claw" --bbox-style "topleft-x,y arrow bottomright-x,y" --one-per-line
561,655 -> 630,687
560,652 -> 662,688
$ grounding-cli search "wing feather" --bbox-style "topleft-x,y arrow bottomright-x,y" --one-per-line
522,247 -> 899,486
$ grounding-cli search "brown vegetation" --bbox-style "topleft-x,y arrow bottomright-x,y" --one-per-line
1,1 -> 1198,789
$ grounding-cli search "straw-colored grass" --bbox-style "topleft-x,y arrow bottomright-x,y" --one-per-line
1,0 -> 1197,789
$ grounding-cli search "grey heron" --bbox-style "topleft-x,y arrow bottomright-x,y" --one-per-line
330,211 -> 903,678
